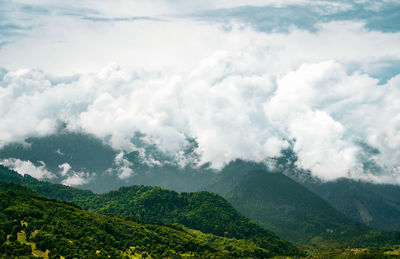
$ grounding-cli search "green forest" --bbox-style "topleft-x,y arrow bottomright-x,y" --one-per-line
0,182 -> 299,258
1,165 -> 400,258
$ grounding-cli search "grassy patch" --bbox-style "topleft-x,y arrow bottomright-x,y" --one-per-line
15,230 -> 49,258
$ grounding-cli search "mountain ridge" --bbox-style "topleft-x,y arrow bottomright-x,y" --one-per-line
0,181 -> 287,258
0,164 -> 301,256
203,161 -> 400,248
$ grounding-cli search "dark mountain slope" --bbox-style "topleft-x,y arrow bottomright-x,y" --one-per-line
275,147 -> 400,232
205,160 -> 266,196
0,165 -> 95,201
203,161 -> 400,247
304,178 -> 400,232
0,132 -> 118,174
224,171 -> 368,244
0,182 -> 289,258
0,131 -> 213,193
0,165 -> 38,185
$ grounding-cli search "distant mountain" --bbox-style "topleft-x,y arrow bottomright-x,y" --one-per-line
0,131 -> 213,193
304,178 -> 400,232
0,165 -> 301,256
3,131 -> 400,236
0,165 -> 35,184
203,160 -> 400,248
0,165 -> 95,201
273,148 -> 400,233
0,182 -> 281,258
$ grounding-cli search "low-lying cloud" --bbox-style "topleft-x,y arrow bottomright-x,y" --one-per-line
0,158 -> 55,180
61,171 -> 91,186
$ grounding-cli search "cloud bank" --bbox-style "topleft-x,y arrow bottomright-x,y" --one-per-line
0,158 -> 92,185
61,171 -> 91,186
0,158 -> 55,179
0,1 -> 400,184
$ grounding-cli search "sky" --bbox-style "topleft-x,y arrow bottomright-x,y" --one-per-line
0,0 -> 400,185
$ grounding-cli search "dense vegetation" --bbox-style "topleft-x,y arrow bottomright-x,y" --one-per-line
76,186 -> 299,255
2,163 -> 400,257
203,161 -> 400,248
0,165 -> 301,257
0,182 -> 288,258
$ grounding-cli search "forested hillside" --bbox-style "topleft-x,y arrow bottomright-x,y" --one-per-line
3,163 -> 400,257
75,185 -> 299,255
274,148 -> 400,232
0,182 -> 298,258
304,178 -> 400,232
0,165 -> 301,256
203,161 -> 400,248
0,165 -> 95,201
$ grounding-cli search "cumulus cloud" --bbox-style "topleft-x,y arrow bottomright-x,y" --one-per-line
0,1 -> 400,184
61,171 -> 91,186
0,158 -> 55,179
114,152 -> 135,179
288,110 -> 358,180
1,56 -> 399,183
57,162 -> 93,186
265,60 -> 400,181
58,162 -> 71,176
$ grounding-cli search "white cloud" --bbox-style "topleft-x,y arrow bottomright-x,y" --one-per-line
58,162 -> 71,176
0,19 -> 264,75
0,4 -> 400,184
264,137 -> 289,158
288,110 -> 358,180
265,60 -> 400,182
0,158 -> 55,179
61,171 -> 91,186
57,162 -> 93,186
114,152 -> 135,179
2,55 -> 399,183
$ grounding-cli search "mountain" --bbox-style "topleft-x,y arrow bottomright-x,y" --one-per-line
0,182 -> 295,258
203,160 -> 400,248
4,131 -> 400,235
304,178 -> 400,232
3,158 -> 400,252
0,165 -> 95,202
77,186 -> 300,255
271,148 -> 400,233
274,148 -> 400,232
0,165 -> 301,256
0,131 -> 213,193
